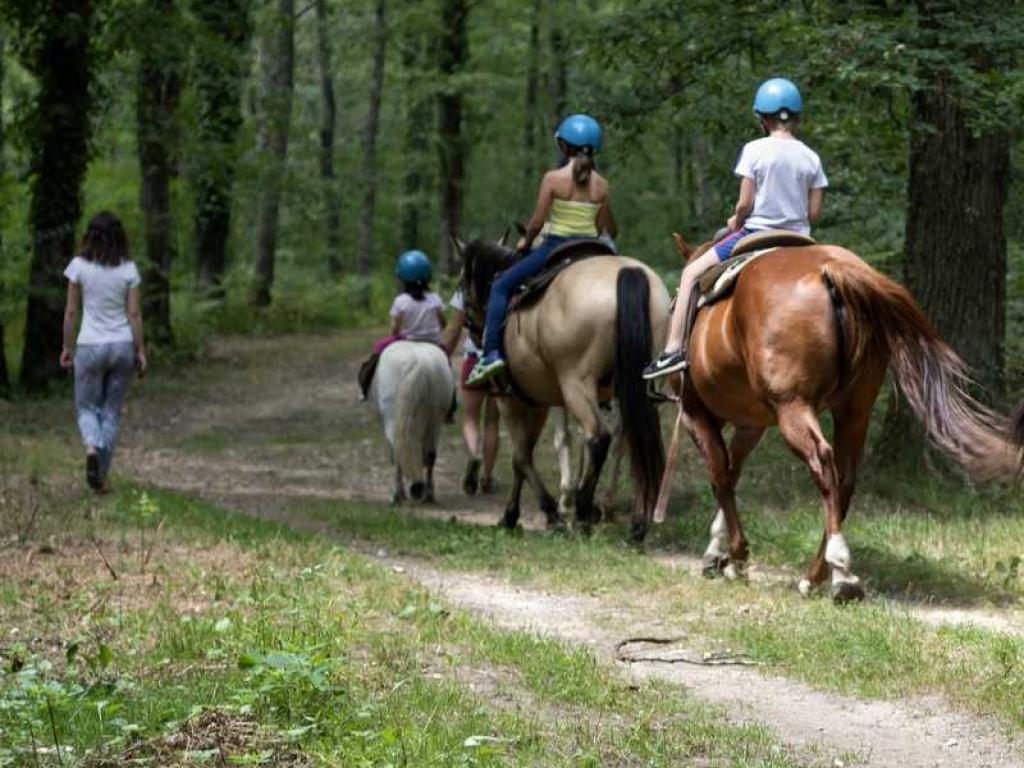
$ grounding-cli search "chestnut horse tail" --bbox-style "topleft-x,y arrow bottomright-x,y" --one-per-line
822,257 -> 1023,478
615,267 -> 665,523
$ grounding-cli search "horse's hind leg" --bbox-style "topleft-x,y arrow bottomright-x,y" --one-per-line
777,402 -> 863,603
420,448 -> 437,504
391,451 -> 406,505
553,408 -> 576,518
560,378 -> 610,534
499,400 -> 562,531
684,399 -> 750,577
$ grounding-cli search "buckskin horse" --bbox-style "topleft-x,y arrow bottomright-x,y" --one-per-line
458,239 -> 669,540
658,232 -> 1024,601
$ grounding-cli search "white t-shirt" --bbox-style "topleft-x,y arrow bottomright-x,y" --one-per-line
449,289 -> 482,356
390,291 -> 443,343
734,137 -> 828,235
63,256 -> 142,345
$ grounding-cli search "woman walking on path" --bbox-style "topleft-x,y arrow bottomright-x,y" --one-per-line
60,212 -> 147,491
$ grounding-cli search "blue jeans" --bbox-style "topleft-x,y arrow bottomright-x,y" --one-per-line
713,227 -> 753,261
74,342 -> 135,479
482,235 -> 575,354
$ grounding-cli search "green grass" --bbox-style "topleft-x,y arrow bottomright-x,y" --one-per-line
0,485 -> 803,767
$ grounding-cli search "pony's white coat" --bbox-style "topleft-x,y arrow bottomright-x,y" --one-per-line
370,341 -> 454,500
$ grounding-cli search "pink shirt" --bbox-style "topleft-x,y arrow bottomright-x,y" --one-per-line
390,291 -> 443,343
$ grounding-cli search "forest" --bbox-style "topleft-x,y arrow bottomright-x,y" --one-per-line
1,0 -> 1023,435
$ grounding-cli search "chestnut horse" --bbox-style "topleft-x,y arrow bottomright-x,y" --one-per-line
659,235 -> 1024,601
459,239 -> 669,540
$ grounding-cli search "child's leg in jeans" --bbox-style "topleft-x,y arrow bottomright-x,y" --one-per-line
74,346 -> 106,452
96,343 -> 136,479
664,250 -> 722,355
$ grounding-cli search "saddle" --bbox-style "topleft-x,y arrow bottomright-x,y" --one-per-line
697,229 -> 817,307
507,237 -> 615,314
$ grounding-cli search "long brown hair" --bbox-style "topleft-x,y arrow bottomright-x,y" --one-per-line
570,146 -> 594,186
80,211 -> 130,266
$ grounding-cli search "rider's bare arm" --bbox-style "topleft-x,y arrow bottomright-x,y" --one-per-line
520,173 -> 556,252
389,316 -> 401,336
808,187 -> 825,224
598,194 -> 617,238
728,177 -> 756,231
442,310 -> 465,355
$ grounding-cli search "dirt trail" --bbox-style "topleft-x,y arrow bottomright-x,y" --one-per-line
118,334 -> 1024,767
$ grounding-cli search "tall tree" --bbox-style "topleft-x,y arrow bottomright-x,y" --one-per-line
357,0 -> 387,291
191,0 -> 251,296
137,0 -> 184,345
548,0 -> 567,131
522,0 -> 541,199
0,29 -> 8,395
399,17 -> 431,250
437,0 -> 468,274
9,1 -> 95,391
876,0 -> 1016,467
251,0 -> 296,306
315,0 -> 343,275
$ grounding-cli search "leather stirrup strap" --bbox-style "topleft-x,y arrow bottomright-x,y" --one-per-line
654,399 -> 685,524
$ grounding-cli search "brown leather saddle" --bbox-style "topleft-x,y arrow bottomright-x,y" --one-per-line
697,229 -> 817,303
507,237 -> 615,314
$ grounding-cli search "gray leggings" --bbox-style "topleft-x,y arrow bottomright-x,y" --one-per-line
74,342 -> 135,479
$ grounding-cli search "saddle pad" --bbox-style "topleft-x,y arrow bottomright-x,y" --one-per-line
507,240 -> 615,314
697,249 -> 774,308
731,229 -> 816,258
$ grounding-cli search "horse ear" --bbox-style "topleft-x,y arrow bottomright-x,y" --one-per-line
450,235 -> 466,260
496,228 -> 510,247
671,232 -> 693,262
515,221 -> 527,236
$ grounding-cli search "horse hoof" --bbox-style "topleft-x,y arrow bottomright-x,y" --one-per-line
497,514 -> 519,531
702,556 -> 729,579
410,481 -> 425,501
797,578 -> 814,597
390,494 -> 405,506
576,522 -> 594,538
546,516 -> 568,534
723,562 -> 744,581
630,523 -> 648,544
831,580 -> 865,604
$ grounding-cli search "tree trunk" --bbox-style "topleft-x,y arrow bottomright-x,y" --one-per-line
877,85 -> 1010,467
251,0 -> 296,307
191,0 -> 251,297
548,1 -> 567,133
399,29 -> 430,250
19,3 -> 94,391
522,0 -> 541,200
0,30 -> 8,395
357,0 -> 387,297
437,0 -> 469,274
316,0 -> 343,275
137,0 -> 182,346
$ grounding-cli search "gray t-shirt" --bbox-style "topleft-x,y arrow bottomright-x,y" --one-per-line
64,256 -> 141,345
390,291 -> 443,343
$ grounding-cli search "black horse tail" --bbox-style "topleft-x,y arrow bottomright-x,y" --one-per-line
615,267 -> 666,541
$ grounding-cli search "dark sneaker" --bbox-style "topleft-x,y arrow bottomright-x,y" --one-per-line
463,458 -> 481,496
86,454 -> 102,491
642,351 -> 688,380
467,352 -> 506,386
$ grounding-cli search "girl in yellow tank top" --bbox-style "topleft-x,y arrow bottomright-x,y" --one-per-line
468,114 -> 617,385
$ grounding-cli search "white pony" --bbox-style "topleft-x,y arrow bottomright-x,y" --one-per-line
370,341 -> 455,503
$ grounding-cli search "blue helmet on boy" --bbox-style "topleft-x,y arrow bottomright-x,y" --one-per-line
555,114 -> 603,153
753,78 -> 802,118
396,250 -> 432,282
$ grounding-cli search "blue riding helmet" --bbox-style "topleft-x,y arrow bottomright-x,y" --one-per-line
395,250 -> 432,282
555,114 -> 603,153
753,78 -> 803,118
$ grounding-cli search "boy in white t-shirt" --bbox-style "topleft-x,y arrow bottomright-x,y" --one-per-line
643,77 -> 828,380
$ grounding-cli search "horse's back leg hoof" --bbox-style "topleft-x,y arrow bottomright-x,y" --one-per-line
831,580 -> 866,604
462,458 -> 481,496
702,555 -> 729,579
630,522 -> 648,544
498,509 -> 520,531
410,481 -> 425,501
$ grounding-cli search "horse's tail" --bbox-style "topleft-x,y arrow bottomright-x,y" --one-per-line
615,267 -> 665,530
393,347 -> 450,483
822,256 -> 1023,478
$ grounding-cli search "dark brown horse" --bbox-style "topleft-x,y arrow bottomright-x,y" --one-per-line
659,235 -> 1024,601
459,239 -> 669,540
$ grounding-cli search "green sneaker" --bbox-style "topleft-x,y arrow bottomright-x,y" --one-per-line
467,352 -> 506,386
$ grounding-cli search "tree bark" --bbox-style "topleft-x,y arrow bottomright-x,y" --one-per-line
357,0 -> 387,296
876,3 -> 1011,468
251,0 -> 296,307
548,1 -> 567,132
522,0 -> 541,199
316,0 -> 343,275
137,0 -> 182,345
437,0 -> 469,274
0,30 -> 8,395
191,0 -> 251,297
19,2 -> 95,391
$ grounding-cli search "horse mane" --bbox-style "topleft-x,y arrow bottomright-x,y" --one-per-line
463,239 -> 517,305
